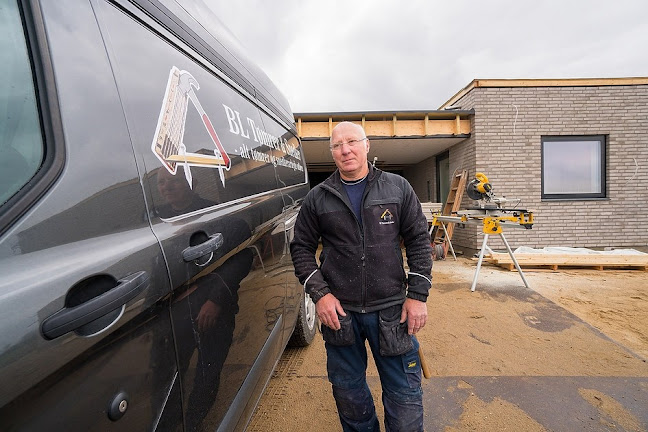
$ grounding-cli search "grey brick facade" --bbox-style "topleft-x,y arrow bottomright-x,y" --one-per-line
407,83 -> 648,253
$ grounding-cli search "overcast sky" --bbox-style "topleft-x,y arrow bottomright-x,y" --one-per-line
205,0 -> 648,113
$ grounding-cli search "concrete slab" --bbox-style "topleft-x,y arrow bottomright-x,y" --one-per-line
423,377 -> 648,431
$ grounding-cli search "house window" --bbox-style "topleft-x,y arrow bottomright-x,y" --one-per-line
541,135 -> 606,200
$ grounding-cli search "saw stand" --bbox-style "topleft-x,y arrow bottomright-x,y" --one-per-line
471,228 -> 529,292
433,205 -> 534,292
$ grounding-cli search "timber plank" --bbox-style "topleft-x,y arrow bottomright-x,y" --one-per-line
488,252 -> 648,267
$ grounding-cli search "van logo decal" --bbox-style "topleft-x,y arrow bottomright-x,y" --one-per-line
379,208 -> 395,225
151,66 -> 231,188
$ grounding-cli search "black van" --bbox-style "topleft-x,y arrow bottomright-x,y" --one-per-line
0,1 -> 315,430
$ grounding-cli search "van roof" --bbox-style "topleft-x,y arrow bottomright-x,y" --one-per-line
139,0 -> 295,129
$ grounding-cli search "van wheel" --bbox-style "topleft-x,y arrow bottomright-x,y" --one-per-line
288,292 -> 317,347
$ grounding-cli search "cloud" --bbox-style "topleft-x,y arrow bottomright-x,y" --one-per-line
204,0 -> 648,112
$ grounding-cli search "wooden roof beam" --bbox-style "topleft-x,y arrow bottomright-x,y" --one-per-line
295,117 -> 471,139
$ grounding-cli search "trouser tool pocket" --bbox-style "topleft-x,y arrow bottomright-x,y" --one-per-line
379,305 -> 413,356
322,312 -> 355,346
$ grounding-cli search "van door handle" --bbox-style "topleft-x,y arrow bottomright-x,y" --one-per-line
41,271 -> 149,340
182,233 -> 224,262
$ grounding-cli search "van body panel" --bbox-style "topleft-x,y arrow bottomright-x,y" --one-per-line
0,0 -> 179,430
0,0 -> 310,430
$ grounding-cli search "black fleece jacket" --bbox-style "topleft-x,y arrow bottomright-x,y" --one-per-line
290,164 -> 432,313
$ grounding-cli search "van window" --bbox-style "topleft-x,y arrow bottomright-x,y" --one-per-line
0,1 -> 44,206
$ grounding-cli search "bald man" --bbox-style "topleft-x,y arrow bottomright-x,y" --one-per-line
291,122 -> 432,431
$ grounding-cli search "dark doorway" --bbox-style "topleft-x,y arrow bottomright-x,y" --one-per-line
436,151 -> 450,203
307,171 -> 333,188
307,168 -> 405,189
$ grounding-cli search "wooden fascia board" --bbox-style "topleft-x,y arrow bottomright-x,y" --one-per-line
439,79 -> 478,110
439,77 -> 648,109
475,77 -> 648,88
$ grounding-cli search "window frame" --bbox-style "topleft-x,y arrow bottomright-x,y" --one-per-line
541,135 -> 607,201
0,0 -> 66,236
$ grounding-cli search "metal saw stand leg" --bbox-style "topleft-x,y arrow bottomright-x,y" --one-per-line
470,232 -> 531,292
500,231 -> 530,289
440,222 -> 457,260
470,234 -> 489,292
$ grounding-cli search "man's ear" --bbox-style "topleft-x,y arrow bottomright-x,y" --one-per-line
365,139 -> 371,152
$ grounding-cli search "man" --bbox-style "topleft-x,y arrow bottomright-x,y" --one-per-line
291,121 -> 432,431
155,167 -> 214,218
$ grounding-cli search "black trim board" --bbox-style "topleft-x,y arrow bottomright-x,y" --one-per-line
541,135 -> 607,200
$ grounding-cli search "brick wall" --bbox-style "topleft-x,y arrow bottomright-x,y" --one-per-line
449,84 -> 648,252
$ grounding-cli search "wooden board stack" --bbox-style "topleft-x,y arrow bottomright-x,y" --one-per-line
485,252 -> 648,271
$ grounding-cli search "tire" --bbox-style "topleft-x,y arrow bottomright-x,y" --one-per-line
288,291 -> 317,347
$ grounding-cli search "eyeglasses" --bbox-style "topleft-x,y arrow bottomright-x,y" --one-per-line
330,138 -> 366,152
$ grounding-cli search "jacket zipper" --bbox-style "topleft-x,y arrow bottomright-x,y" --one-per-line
359,186 -> 369,313
322,176 -> 374,313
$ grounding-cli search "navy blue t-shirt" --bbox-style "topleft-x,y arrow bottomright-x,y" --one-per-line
342,176 -> 367,226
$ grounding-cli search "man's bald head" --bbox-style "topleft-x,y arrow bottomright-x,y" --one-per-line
329,121 -> 370,180
330,121 -> 366,143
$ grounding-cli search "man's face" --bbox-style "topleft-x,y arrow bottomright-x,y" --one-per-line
330,123 -> 370,180
157,168 -> 191,206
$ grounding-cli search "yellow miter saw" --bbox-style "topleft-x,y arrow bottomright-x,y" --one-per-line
461,172 -> 533,231
466,172 -> 494,202
431,172 -> 535,291
465,172 -> 519,209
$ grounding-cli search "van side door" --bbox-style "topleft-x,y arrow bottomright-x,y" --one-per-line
92,1 -> 293,429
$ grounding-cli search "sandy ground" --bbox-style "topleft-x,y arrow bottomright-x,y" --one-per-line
247,257 -> 648,431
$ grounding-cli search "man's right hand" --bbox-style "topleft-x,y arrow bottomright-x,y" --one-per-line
316,293 -> 346,330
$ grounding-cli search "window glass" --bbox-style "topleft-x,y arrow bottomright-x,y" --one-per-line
542,136 -> 605,199
0,1 -> 44,206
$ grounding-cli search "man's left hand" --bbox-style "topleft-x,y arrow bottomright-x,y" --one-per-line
400,298 -> 427,335
197,299 -> 221,332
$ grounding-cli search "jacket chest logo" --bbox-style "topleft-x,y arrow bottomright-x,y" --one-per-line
379,208 -> 395,225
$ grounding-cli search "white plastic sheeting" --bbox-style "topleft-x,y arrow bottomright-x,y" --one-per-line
513,247 -> 647,255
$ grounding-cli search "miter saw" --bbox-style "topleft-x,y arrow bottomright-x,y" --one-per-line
466,172 -> 494,201
457,172 -> 532,230
466,172 -> 519,209
431,172 -> 535,291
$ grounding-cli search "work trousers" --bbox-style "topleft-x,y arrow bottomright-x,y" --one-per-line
324,311 -> 424,432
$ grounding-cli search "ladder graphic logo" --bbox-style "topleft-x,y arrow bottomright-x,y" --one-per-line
379,208 -> 395,225
151,66 -> 231,188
